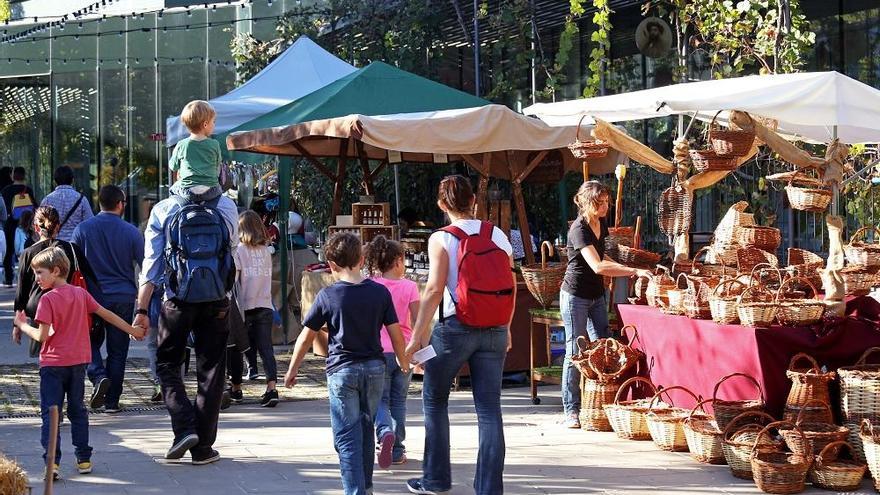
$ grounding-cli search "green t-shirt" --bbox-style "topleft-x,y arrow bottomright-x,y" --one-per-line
169,137 -> 221,188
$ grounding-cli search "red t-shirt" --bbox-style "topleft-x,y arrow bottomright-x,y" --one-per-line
34,284 -> 99,367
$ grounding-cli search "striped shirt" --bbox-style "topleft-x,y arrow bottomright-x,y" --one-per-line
40,185 -> 93,242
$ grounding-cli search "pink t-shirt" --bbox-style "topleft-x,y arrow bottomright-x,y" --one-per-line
372,277 -> 420,353
34,284 -> 99,367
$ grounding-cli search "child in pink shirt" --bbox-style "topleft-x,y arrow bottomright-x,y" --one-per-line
365,235 -> 420,467
12,247 -> 145,480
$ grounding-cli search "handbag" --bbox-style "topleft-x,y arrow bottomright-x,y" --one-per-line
68,245 -> 95,330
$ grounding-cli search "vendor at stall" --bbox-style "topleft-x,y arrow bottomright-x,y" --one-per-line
560,180 -> 652,429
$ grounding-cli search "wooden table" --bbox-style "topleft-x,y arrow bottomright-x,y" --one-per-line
529,307 -> 563,405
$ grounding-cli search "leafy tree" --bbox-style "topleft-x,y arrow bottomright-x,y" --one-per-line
0,0 -> 10,23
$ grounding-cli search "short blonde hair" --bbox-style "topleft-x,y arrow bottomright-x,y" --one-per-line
181,100 -> 216,133
31,246 -> 70,279
574,180 -> 610,218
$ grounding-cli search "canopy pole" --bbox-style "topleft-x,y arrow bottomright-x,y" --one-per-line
831,125 -> 839,216
278,157 -> 291,340
473,0 -> 481,97
331,139 -> 349,221
393,163 -> 401,222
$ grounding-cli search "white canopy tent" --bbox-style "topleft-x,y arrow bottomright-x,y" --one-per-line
523,71 -> 880,145
165,36 -> 356,147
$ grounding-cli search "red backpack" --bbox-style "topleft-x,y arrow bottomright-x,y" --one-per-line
441,221 -> 515,327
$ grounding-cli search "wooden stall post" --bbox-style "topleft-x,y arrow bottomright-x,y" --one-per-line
476,174 -> 490,220
356,140 -> 375,196
331,139 -> 349,221
44,405 -> 58,494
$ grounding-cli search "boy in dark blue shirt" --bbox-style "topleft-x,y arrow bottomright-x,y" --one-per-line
284,232 -> 410,495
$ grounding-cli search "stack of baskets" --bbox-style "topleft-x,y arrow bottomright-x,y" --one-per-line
707,201 -> 754,267
783,353 -> 836,424
838,347 -> 880,464
576,337 -> 641,431
645,385 -> 699,452
603,376 -> 658,441
520,241 -> 566,308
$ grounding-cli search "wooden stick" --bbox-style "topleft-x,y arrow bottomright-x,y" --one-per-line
44,405 -> 58,495
634,216 -> 642,249
582,161 -> 589,181
614,174 -> 625,228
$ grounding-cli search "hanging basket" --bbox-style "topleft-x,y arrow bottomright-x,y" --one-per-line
809,440 -> 868,492
860,419 -> 880,491
658,180 -> 692,240
844,226 -> 880,267
709,110 -> 756,157
737,284 -> 779,328
603,376 -> 660,441
683,398 -> 727,464
520,241 -> 566,308
737,225 -> 782,252
750,421 -> 813,495
785,184 -> 832,212
690,148 -> 737,173
784,353 -> 836,413
775,277 -> 825,327
645,385 -> 699,452
709,279 -> 747,324
722,411 -> 781,480
568,115 -> 609,159
713,372 -> 766,431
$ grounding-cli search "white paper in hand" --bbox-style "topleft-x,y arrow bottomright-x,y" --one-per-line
411,345 -> 437,365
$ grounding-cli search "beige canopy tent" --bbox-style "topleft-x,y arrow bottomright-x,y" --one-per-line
228,104 -> 624,264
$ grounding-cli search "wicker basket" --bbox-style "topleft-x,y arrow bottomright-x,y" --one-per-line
606,226 -> 634,262
579,339 -> 640,432
737,247 -> 780,274
737,225 -> 782,252
750,422 -> 812,494
682,275 -> 714,320
708,241 -> 742,267
690,148 -> 737,172
722,411 -> 781,480
709,110 -> 756,157
860,419 -> 880,491
683,398 -> 727,464
580,375 -> 619,432
844,226 -> 880,268
603,376 -> 659,441
737,284 -> 779,328
780,400 -> 848,457
645,385 -> 699,452
709,279 -> 747,324
839,347 -> 880,427
658,180 -> 692,241
784,353 -> 835,414
714,201 -> 754,246
786,184 -> 832,212
646,266 -> 676,308
785,248 -> 824,290
713,372 -> 766,431
571,336 -> 601,380
691,246 -> 730,278
521,242 -> 565,308
616,245 -> 661,269
775,277 -> 825,327
809,441 -> 867,492
840,266 -> 877,296
568,115 -> 609,159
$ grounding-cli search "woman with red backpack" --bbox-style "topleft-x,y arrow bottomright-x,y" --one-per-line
559,181 -> 653,429
405,175 -> 515,495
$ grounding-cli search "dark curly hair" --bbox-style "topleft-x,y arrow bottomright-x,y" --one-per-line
364,235 -> 404,275
324,232 -> 363,269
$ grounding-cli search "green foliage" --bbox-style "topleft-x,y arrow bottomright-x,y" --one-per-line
0,0 -> 10,23
583,0 -> 612,97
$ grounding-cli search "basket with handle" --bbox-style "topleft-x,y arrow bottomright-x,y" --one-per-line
844,226 -> 880,267
785,248 -> 823,290
690,148 -> 737,172
645,385 -> 699,452
779,399 -> 848,457
520,241 -> 566,308
630,274 -> 649,305
748,263 -> 785,292
775,277 -> 825,327
839,266 -> 877,296
709,279 -> 747,324
683,398 -> 727,464
737,225 -> 782,252
722,411 -> 781,480
709,110 -> 756,157
737,247 -> 780,274
646,265 -> 676,308
603,376 -> 661,441
579,339 -> 640,432
809,440 -> 867,492
682,275 -> 714,320
713,372 -> 766,431
737,284 -> 779,327
860,419 -> 880,491
839,347 -> 880,424
658,273 -> 688,316
568,115 -> 609,159
691,246 -> 730,279
615,244 -> 661,269
606,226 -> 634,262
571,335 -> 601,380
750,421 -> 813,494
784,353 -> 836,413
785,183 -> 832,212
658,179 -> 692,241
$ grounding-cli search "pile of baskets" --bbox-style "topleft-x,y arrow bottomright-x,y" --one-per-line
839,226 -> 880,296
573,333 -> 642,432
689,112 -> 756,173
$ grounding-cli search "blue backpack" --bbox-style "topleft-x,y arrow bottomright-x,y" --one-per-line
164,195 -> 234,303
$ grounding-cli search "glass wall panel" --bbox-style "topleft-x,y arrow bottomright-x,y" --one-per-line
208,6 -> 236,99
127,13 -> 158,223
52,70 -> 98,202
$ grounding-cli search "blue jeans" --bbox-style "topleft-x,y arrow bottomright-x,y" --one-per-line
420,316 -> 507,495
328,359 -> 385,495
374,352 -> 410,461
88,301 -> 134,407
40,365 -> 92,464
560,290 -> 609,415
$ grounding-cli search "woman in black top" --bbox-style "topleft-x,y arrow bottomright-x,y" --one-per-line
560,181 -> 652,428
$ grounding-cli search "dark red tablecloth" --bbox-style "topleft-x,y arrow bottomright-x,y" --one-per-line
616,297 -> 880,417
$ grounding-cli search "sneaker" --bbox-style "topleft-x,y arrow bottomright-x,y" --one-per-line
377,432 -> 395,469
104,404 -> 123,414
220,390 -> 232,410
76,460 -> 92,474
150,386 -> 163,403
191,449 -> 220,465
165,433 -> 199,460
89,378 -> 110,409
45,464 -> 61,481
260,389 -> 279,407
228,388 -> 243,404
246,370 -> 259,381
406,479 -> 448,495
392,454 -> 408,465
563,412 -> 581,429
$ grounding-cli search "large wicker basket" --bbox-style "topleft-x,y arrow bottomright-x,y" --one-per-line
860,419 -> 880,491
722,411 -> 781,480
603,376 -> 659,441
616,244 -> 661,269
737,225 -> 782,252
520,241 -> 566,308
658,180 -> 692,241
683,398 -> 727,464
737,284 -> 778,328
713,372 -> 766,431
784,353 -> 835,415
690,148 -> 736,172
786,184 -> 832,212
709,279 -> 747,324
839,347 -> 880,425
844,226 -> 880,267
780,399 -> 848,457
579,338 -> 640,432
606,226 -> 634,262
737,247 -> 780,274
646,385 -> 698,452
840,266 -> 877,296
568,115 -> 609,159
809,440 -> 867,492
646,266 -> 676,308
775,277 -> 825,327
750,422 -> 812,495
709,111 -> 756,157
